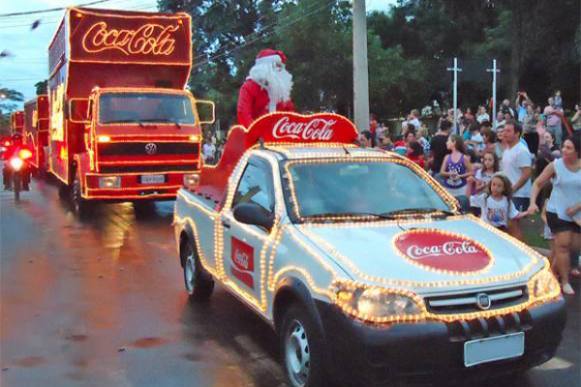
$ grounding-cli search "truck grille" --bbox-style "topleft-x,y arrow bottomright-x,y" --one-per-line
99,163 -> 198,174
98,142 -> 199,156
425,286 -> 528,314
446,310 -> 533,342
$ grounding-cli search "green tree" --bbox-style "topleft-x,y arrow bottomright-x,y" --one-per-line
0,87 -> 24,135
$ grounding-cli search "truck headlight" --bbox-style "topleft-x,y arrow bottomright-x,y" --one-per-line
334,281 -> 425,323
183,173 -> 200,189
528,268 -> 561,300
98,176 -> 121,188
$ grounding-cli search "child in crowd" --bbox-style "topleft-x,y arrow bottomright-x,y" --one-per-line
440,135 -> 472,210
467,151 -> 498,197
406,141 -> 425,169
470,173 -> 526,232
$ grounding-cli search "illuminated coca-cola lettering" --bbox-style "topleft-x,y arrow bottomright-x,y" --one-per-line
406,241 -> 479,260
394,230 -> 492,272
272,116 -> 336,141
82,22 -> 179,56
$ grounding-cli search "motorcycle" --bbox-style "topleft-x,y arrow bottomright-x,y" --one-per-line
7,148 -> 32,201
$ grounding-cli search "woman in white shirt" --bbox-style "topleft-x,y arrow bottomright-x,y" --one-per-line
528,134 -> 581,295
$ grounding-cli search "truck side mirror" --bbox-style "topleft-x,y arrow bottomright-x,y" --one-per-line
233,202 -> 274,231
196,100 -> 215,125
69,99 -> 90,124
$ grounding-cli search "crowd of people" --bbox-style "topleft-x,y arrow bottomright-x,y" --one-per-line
364,92 -> 580,296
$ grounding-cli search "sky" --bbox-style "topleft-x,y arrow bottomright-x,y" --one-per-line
0,0 -> 396,105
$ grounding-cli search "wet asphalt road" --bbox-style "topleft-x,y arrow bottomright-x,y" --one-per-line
1,177 -> 579,387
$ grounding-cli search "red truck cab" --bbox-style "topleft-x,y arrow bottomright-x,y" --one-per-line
10,111 -> 24,135
47,6 -> 213,214
23,95 -> 49,171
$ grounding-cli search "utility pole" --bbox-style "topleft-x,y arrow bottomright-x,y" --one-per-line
353,0 -> 369,133
446,57 -> 462,134
486,59 -> 500,130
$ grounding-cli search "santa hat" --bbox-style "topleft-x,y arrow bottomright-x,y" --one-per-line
255,49 -> 287,65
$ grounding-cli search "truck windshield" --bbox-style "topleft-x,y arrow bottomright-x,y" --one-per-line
284,160 -> 453,220
99,93 -> 195,125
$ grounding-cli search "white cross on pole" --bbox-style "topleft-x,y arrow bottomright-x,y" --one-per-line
486,59 -> 501,130
447,57 -> 462,134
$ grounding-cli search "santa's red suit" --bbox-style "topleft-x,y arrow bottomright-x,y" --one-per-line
237,49 -> 295,127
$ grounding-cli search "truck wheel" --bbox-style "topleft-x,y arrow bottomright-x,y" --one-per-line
72,173 -> 91,217
280,304 -> 327,387
181,238 -> 214,301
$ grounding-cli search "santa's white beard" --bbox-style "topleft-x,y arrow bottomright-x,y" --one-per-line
248,63 -> 293,110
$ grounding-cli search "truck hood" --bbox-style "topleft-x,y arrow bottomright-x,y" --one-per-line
295,216 -> 544,293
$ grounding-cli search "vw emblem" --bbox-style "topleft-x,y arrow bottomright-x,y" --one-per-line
476,293 -> 492,310
145,143 -> 158,155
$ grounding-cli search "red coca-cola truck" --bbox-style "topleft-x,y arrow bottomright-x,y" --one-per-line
10,111 -> 24,135
47,7 -> 213,214
23,95 -> 49,171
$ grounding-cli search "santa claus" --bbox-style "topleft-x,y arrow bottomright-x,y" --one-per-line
237,49 -> 295,127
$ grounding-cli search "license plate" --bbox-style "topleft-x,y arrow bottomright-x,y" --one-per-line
139,174 -> 165,184
464,332 -> 524,367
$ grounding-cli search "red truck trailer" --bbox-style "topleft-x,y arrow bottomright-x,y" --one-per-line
47,7 -> 213,214
10,111 -> 24,135
23,95 -> 49,172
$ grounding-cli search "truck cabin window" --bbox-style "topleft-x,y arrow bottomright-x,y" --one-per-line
232,160 -> 275,214
99,93 -> 195,125
285,160 -> 451,220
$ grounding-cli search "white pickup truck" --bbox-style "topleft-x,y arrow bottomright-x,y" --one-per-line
173,113 -> 565,387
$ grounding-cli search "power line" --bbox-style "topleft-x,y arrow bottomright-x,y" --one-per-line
0,0 -> 112,17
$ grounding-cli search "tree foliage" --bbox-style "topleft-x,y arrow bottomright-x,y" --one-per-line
0,87 -> 24,134
157,0 -> 579,125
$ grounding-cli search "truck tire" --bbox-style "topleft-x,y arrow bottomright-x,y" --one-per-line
181,238 -> 214,301
280,304 -> 327,387
72,172 -> 91,217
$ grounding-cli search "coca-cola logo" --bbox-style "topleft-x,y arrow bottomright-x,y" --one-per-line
272,116 -> 336,141
82,22 -> 179,56
233,250 -> 250,270
230,237 -> 254,289
394,230 -> 491,272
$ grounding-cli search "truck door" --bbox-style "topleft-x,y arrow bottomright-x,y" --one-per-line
221,156 -> 275,304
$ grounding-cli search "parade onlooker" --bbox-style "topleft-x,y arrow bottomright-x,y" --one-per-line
467,150 -> 498,197
407,141 -> 425,169
523,104 -> 539,155
553,89 -> 563,109
515,91 -> 532,123
202,138 -> 216,163
464,122 -> 484,158
495,111 -> 506,130
528,134 -> 581,295
536,132 -> 561,176
464,107 -> 475,123
500,121 -> 532,212
482,128 -> 497,155
470,173 -> 526,232
476,105 -> 490,124
358,130 -> 373,148
500,99 -> 515,118
428,120 -> 452,176
369,114 -> 378,147
544,97 -> 563,146
379,134 -> 394,151
494,125 -> 506,160
417,124 -> 431,155
440,135 -> 472,209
